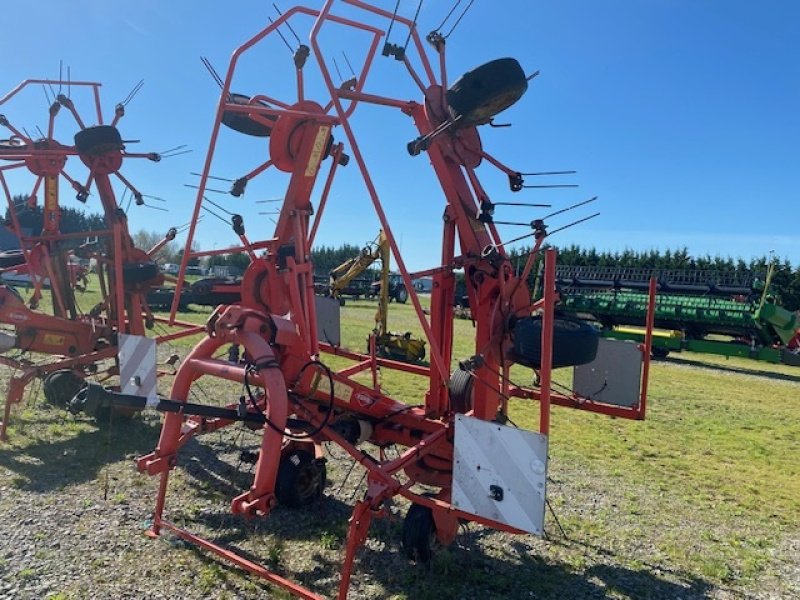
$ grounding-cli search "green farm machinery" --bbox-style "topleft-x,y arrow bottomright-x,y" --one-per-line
555,266 -> 800,365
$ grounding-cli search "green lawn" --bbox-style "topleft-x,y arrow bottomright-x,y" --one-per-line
337,297 -> 800,588
1,281 -> 798,598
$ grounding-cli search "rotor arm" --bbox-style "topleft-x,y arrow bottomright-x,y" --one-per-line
57,95 -> 86,130
147,227 -> 178,258
0,114 -> 31,144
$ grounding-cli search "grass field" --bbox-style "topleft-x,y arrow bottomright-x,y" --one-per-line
0,278 -> 798,599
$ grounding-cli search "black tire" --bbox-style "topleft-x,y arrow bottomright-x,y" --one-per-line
510,315 -> 599,369
781,348 -> 800,367
190,278 -> 242,306
448,368 -> 473,414
194,291 -> 242,306
275,450 -> 327,508
74,125 -> 123,156
394,286 -> 408,304
651,346 -> 670,359
122,261 -> 160,285
446,58 -> 528,126
43,370 -> 85,408
190,280 -> 211,296
146,287 -> 175,310
402,503 -> 436,563
222,93 -> 275,137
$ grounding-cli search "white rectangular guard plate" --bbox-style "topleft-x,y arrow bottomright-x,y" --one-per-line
573,338 -> 642,407
315,295 -> 341,346
452,414 -> 548,535
119,334 -> 157,406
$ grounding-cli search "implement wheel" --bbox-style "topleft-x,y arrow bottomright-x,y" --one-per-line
447,58 -> 528,126
448,368 -> 473,414
43,370 -> 85,408
511,315 -> 599,369
221,93 -> 275,137
122,261 -> 160,286
74,125 -> 123,156
402,503 -> 437,563
275,449 -> 326,508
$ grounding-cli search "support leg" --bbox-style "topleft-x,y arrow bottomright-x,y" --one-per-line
337,500 -> 374,600
146,469 -> 171,537
1,376 -> 28,441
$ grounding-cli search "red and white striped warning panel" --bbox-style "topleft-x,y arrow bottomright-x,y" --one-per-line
452,414 -> 548,535
118,334 -> 157,406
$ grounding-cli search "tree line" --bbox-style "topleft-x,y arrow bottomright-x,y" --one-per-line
4,200 -> 105,242
5,199 -> 797,311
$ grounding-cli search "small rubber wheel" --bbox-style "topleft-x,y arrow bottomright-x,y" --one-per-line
446,58 -> 528,126
146,287 -> 175,310
448,368 -> 473,414
402,503 -> 437,563
74,125 -> 123,156
394,286 -> 408,304
510,315 -> 599,369
222,93 -> 275,137
43,370 -> 85,408
275,450 -> 327,508
122,261 -> 160,285
190,280 -> 211,296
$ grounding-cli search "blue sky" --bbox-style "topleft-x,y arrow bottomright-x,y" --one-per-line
1,1 -> 798,271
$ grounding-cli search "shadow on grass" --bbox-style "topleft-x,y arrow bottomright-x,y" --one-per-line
0,415 -> 161,492
662,355 -> 800,384
171,526 -> 716,600
146,481 -> 718,600
126,424 -> 720,598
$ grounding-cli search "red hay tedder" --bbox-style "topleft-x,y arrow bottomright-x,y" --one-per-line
86,1 -> 657,598
0,76 -> 201,439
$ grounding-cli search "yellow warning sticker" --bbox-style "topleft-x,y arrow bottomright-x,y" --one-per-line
304,125 -> 330,177
42,333 -> 66,347
45,176 -> 58,210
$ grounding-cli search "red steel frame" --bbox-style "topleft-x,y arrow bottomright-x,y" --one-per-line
0,79 -> 199,439
142,2 -> 655,598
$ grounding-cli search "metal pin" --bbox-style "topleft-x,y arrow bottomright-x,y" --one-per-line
523,184 -> 578,189
342,52 -> 356,77
542,196 -> 597,220
332,57 -> 343,82
184,183 -> 228,194
546,212 -> 600,236
268,16 -> 294,54
273,3 -> 302,45
520,170 -> 576,176
190,171 -> 234,183
200,57 -> 225,91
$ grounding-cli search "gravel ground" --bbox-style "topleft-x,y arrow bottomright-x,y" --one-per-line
0,366 -> 798,600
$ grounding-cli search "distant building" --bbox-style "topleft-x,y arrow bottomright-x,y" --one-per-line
210,265 -> 243,277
